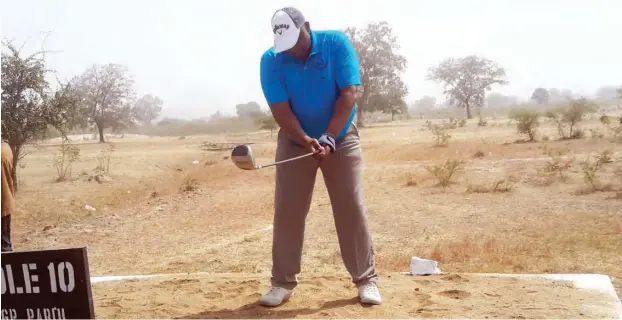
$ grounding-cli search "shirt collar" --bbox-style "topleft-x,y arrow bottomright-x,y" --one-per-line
280,30 -> 320,62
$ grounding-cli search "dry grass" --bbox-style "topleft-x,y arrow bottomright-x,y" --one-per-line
466,177 -> 515,194
10,117 -> 622,299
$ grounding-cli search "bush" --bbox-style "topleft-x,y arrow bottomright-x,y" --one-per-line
589,128 -> 604,140
425,159 -> 464,189
53,140 -> 80,182
180,177 -> 199,193
579,157 -> 607,193
543,147 -> 574,179
595,150 -> 613,165
509,108 -> 540,141
599,115 -> 622,142
426,121 -> 452,146
546,98 -> 597,139
466,177 -> 515,193
96,143 -> 116,173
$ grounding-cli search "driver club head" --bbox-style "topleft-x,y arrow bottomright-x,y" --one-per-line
231,145 -> 257,170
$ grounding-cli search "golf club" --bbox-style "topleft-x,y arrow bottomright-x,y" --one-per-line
231,144 -> 314,170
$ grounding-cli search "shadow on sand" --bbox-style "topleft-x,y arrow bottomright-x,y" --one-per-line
177,297 -> 371,319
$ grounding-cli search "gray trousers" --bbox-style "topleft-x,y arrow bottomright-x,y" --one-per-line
271,123 -> 378,289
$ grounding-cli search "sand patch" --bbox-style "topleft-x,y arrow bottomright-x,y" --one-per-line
92,272 -> 618,319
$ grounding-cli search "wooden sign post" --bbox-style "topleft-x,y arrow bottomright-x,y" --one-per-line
1,247 -> 95,319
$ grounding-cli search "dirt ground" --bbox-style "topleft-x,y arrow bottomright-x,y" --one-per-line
93,273 -> 619,319
9,117 -> 622,318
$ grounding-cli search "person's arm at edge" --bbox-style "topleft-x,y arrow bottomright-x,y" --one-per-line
325,32 -> 361,137
260,52 -> 312,147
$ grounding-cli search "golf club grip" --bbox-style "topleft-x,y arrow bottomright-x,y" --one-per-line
259,152 -> 315,168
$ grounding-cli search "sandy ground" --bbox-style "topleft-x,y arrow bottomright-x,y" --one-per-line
9,117 -> 622,318
93,273 -> 619,319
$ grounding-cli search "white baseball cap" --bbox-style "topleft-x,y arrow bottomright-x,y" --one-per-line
271,7 -> 306,53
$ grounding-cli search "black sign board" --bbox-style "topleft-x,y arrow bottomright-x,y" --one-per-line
1,247 -> 94,319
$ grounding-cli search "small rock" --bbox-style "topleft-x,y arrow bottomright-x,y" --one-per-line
84,205 -> 96,212
192,160 -> 200,165
42,225 -> 55,232
95,174 -> 113,184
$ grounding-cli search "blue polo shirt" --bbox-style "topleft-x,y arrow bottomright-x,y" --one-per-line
259,30 -> 360,140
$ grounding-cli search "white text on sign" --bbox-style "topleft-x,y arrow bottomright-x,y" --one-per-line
1,262 -> 76,295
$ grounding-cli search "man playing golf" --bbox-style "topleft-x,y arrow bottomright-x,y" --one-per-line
258,7 -> 380,306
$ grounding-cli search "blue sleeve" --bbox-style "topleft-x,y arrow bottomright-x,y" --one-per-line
333,32 -> 361,89
260,51 -> 288,105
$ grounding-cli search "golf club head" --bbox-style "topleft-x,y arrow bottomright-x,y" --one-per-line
231,145 -> 257,170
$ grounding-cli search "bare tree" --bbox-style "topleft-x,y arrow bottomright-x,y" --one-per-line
72,63 -> 135,142
531,87 -> 549,105
427,55 -> 508,119
1,41 -> 79,190
344,21 -> 408,127
133,94 -> 163,125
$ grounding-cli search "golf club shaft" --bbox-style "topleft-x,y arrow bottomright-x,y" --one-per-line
257,152 -> 315,169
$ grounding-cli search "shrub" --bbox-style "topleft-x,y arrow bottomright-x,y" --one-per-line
594,149 -> 613,165
96,143 -> 116,173
543,147 -> 574,179
425,159 -> 464,189
473,150 -> 485,158
546,98 -> 598,139
53,140 -> 80,182
579,157 -> 605,192
466,178 -> 515,193
426,121 -> 452,147
180,177 -> 199,192
599,115 -> 622,142
509,108 -> 540,141
589,128 -> 604,140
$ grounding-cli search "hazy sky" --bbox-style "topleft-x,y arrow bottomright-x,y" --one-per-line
2,0 -> 621,119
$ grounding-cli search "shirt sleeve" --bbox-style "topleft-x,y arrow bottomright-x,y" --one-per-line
333,32 -> 362,89
260,51 -> 288,105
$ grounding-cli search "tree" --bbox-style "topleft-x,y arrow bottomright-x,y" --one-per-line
208,110 -> 224,123
531,87 -> 549,105
427,55 -> 508,119
256,110 -> 279,137
548,88 -> 562,102
344,21 -> 407,127
594,86 -> 619,100
617,86 -> 622,99
133,94 -> 163,125
487,92 -> 517,108
413,96 -> 436,110
72,64 -> 135,142
1,41 -> 80,190
235,101 -> 263,118
366,75 -> 408,121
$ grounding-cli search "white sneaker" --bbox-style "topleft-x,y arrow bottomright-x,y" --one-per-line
358,283 -> 382,305
258,287 -> 294,307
